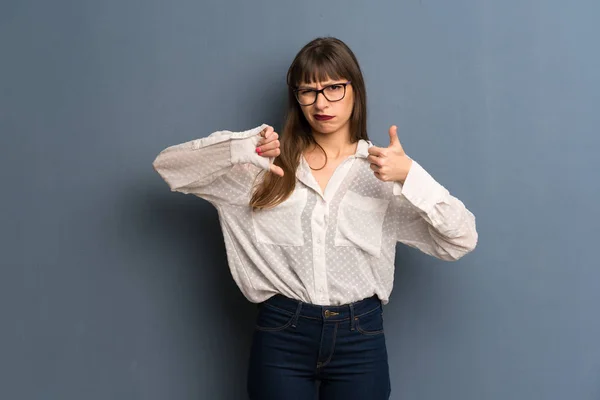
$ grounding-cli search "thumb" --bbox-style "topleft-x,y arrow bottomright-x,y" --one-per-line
388,125 -> 400,147
270,164 -> 285,177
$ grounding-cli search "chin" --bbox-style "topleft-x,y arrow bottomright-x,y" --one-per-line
310,122 -> 340,135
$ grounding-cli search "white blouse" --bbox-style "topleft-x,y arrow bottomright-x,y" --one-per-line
152,124 -> 478,305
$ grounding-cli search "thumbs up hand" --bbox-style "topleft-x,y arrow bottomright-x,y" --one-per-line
367,125 -> 413,184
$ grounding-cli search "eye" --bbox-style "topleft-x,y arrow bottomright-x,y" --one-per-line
298,89 -> 314,95
326,84 -> 343,91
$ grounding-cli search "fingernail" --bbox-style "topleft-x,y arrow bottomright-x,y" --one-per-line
256,147 -> 262,154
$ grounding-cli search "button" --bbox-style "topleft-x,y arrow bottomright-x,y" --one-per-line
317,238 -> 321,244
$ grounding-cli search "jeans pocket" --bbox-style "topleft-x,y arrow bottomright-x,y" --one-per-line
355,306 -> 384,336
255,304 -> 295,332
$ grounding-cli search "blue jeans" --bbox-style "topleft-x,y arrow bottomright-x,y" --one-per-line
247,294 -> 391,399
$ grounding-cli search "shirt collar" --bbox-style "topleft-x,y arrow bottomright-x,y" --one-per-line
355,139 -> 371,159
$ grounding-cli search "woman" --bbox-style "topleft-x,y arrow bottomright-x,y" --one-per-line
153,37 -> 477,400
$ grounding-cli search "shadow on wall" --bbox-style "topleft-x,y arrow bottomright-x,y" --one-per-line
108,74 -> 289,398
127,183 -> 257,398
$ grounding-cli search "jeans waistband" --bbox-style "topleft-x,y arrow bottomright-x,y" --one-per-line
262,294 -> 382,323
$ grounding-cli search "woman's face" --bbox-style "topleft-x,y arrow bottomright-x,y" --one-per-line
297,78 -> 354,136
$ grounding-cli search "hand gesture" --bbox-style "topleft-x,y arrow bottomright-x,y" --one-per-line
256,126 -> 284,177
367,125 -> 412,183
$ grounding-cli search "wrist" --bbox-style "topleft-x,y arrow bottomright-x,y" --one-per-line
396,158 -> 413,184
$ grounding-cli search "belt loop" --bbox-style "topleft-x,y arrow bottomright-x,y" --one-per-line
291,301 -> 303,328
349,302 -> 355,331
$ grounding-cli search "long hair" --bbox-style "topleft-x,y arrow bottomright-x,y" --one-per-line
250,37 -> 369,209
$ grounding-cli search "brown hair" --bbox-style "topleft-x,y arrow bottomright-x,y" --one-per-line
250,37 -> 369,209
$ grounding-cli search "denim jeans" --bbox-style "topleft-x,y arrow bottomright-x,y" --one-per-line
247,294 -> 391,400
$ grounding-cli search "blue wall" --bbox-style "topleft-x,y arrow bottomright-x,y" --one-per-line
1,0 -> 599,399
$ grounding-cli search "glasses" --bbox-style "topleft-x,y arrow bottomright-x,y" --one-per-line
293,81 -> 351,106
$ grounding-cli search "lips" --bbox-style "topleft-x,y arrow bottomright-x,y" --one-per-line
314,115 -> 334,121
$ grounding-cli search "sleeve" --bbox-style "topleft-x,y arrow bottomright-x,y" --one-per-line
152,124 -> 274,205
390,160 -> 478,261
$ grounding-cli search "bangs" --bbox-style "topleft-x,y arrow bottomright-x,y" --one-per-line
288,50 -> 348,87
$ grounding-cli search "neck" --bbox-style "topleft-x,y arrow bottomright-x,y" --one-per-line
309,125 -> 357,159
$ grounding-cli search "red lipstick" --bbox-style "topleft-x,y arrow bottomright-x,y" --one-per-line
314,115 -> 334,121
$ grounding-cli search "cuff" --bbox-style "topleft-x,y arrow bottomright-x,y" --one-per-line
392,160 -> 448,212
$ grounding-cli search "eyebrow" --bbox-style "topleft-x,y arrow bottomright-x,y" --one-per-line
296,81 -> 347,90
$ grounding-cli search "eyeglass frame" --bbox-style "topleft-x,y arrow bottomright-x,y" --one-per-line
292,81 -> 352,106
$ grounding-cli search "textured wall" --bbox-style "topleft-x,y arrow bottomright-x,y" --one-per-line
1,0 -> 599,398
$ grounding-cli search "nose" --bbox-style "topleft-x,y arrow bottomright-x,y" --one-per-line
314,91 -> 328,109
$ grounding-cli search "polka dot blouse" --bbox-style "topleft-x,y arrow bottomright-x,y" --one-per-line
153,124 -> 478,305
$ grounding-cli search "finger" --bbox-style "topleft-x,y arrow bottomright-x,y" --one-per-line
260,126 -> 274,139
269,164 -> 284,177
368,146 -> 386,157
374,171 -> 389,181
258,131 -> 278,146
388,125 -> 400,147
257,139 -> 280,153
369,163 -> 381,171
264,131 -> 279,144
367,155 -> 383,166
260,148 -> 281,158
264,126 -> 274,139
